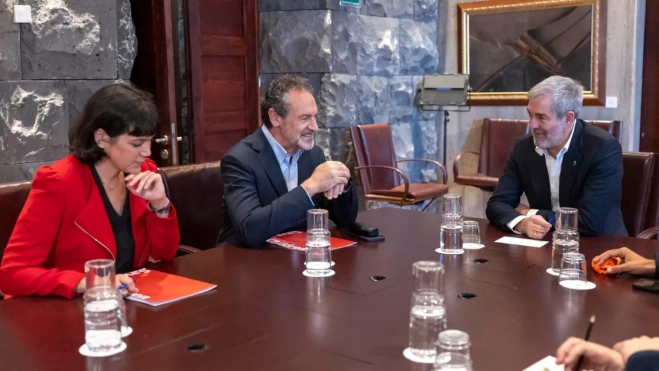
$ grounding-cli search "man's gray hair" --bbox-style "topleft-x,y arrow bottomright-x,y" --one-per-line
261,75 -> 314,128
528,76 -> 584,119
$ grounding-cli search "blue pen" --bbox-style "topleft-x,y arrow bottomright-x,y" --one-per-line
548,215 -> 556,225
118,278 -> 136,290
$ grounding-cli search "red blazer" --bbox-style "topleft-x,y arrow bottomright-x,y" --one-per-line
0,155 -> 180,299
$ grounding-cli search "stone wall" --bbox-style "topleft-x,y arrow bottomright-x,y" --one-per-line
259,0 -> 443,210
0,0 -> 136,182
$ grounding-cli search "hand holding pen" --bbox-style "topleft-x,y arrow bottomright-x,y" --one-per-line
116,275 -> 138,296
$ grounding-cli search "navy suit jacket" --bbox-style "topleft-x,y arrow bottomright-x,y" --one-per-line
486,119 -> 627,237
217,128 -> 358,247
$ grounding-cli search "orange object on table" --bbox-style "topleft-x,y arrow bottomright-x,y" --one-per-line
591,257 -> 622,274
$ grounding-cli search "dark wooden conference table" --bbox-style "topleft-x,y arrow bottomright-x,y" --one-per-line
1,208 -> 659,371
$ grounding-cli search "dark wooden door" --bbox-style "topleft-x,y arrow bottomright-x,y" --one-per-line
130,0 -> 180,167
640,0 -> 659,152
185,0 -> 260,163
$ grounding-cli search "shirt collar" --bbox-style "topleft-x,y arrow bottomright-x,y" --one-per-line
261,125 -> 303,164
535,120 -> 576,158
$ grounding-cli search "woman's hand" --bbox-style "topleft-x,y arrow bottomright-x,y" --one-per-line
73,274 -> 139,296
115,274 -> 138,296
125,171 -> 168,207
614,336 -> 659,364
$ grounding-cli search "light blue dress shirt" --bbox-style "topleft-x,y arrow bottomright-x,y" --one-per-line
262,126 -> 314,205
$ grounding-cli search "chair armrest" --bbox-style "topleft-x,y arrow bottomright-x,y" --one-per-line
397,158 -> 448,184
452,151 -> 479,179
637,226 -> 659,240
177,244 -> 202,255
354,165 -> 410,203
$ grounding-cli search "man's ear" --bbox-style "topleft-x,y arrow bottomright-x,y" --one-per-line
565,111 -> 576,124
268,108 -> 283,128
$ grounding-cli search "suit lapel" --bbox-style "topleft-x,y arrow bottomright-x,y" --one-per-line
74,170 -> 117,259
559,120 -> 584,207
252,128 -> 288,197
529,148 -> 552,210
297,150 -> 313,185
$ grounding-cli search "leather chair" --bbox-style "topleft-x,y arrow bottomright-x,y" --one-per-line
0,181 -> 32,264
621,152 -> 654,237
159,162 -> 223,250
454,119 -> 622,190
639,153 -> 659,240
453,118 -> 529,189
350,123 -> 448,210
587,120 -> 622,143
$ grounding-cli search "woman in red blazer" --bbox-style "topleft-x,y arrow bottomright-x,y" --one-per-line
0,83 -> 180,299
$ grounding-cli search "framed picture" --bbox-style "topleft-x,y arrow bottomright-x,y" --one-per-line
458,0 -> 606,106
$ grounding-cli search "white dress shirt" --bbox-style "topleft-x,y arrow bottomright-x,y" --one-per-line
508,122 -> 576,233
261,125 -> 314,205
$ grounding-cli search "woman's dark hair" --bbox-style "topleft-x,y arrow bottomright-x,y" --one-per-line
68,82 -> 159,164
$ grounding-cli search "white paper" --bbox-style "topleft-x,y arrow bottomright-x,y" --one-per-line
495,236 -> 548,248
523,355 -> 564,371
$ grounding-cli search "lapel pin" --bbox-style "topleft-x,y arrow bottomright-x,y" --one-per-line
573,160 -> 577,166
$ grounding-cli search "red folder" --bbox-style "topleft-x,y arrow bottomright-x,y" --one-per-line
124,268 -> 216,306
267,231 -> 357,252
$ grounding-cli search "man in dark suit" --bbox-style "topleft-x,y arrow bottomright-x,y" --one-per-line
217,75 -> 358,247
486,76 -> 627,239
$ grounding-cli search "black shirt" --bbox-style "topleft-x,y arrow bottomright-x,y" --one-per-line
90,166 -> 135,273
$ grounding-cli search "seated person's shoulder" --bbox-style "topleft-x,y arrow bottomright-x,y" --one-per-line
583,123 -> 621,150
33,155 -> 82,187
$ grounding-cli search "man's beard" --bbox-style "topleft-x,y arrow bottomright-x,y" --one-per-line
282,125 -> 315,151
532,127 -> 567,149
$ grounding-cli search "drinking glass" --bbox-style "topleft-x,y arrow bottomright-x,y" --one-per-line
559,252 -> 587,288
440,195 -> 463,254
556,207 -> 578,231
551,230 -> 579,274
408,291 -> 446,362
462,221 -> 480,249
85,259 -> 115,290
84,259 -> 130,337
305,229 -> 332,276
434,330 -> 472,370
307,209 -> 329,232
441,194 -> 463,225
413,261 -> 444,293
84,287 -> 122,352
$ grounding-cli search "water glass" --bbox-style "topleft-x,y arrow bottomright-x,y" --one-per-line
556,207 -> 578,231
413,261 -> 444,293
408,292 -> 446,362
84,287 -> 122,352
85,259 -> 130,336
305,229 -> 332,276
551,230 -> 579,274
307,209 -> 329,231
559,252 -> 587,288
441,194 -> 463,225
85,259 -> 115,290
462,221 -> 480,249
434,330 -> 472,371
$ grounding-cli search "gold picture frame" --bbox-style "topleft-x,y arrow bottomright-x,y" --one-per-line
458,0 -> 607,106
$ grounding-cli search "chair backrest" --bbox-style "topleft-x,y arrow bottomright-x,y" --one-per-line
621,152 -> 654,237
0,181 -> 32,262
584,120 -> 622,143
478,119 -> 530,178
644,154 -> 659,235
350,123 -> 399,194
159,162 -> 223,250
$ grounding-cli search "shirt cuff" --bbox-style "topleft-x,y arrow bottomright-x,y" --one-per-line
507,215 -> 526,234
301,186 -> 315,206
527,209 -> 539,217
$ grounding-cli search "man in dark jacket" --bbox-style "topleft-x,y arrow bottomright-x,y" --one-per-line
486,76 -> 626,239
217,76 -> 358,247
